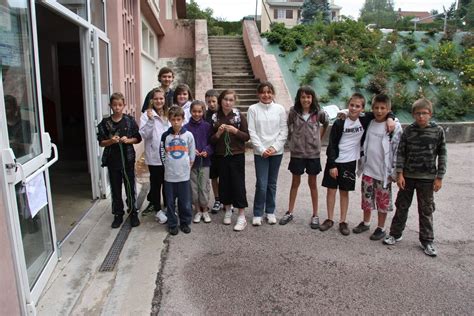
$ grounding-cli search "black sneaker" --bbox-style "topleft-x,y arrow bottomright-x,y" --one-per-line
421,242 -> 437,257
353,221 -> 370,234
279,212 -> 294,225
211,201 -> 221,214
142,203 -> 155,215
111,215 -> 123,228
370,227 -> 386,240
169,226 -> 179,235
319,219 -> 334,232
339,222 -> 350,236
130,212 -> 140,227
180,223 -> 191,234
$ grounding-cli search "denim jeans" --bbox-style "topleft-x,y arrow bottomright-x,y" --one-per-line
253,154 -> 283,217
164,180 -> 193,228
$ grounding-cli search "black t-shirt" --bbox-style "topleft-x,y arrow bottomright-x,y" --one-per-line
107,118 -> 128,169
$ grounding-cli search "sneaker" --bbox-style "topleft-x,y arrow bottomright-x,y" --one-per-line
233,216 -> 247,231
169,226 -> 179,235
383,235 -> 403,245
223,209 -> 232,225
310,216 -> 320,229
279,212 -> 294,225
421,242 -> 437,257
211,201 -> 222,214
180,223 -> 191,234
111,215 -> 123,229
370,227 -> 386,240
193,212 -> 203,223
319,219 -> 334,232
353,221 -> 370,234
142,203 -> 155,214
266,213 -> 277,225
202,212 -> 212,223
155,210 -> 168,224
130,212 -> 140,227
252,216 -> 262,226
339,222 -> 350,236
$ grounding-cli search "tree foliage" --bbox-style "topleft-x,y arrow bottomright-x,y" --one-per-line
359,0 -> 397,28
186,0 -> 242,35
301,0 -> 330,24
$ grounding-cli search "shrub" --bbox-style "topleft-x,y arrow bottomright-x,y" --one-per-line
392,53 -> 417,82
460,47 -> 474,85
435,87 -> 463,120
279,36 -> 298,52
354,61 -> 369,83
425,29 -> 437,37
391,83 -> 415,112
336,63 -> 356,76
433,42 -> 459,70
327,81 -> 342,96
264,31 -> 282,44
301,65 -> 319,85
461,33 -> 474,48
329,72 -> 341,82
319,94 -> 331,104
366,73 -> 388,94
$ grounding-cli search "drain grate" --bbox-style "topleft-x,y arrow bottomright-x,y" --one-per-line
98,183 -> 149,272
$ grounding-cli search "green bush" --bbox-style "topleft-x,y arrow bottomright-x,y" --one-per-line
327,81 -> 342,96
319,94 -> 331,104
391,83 -> 415,112
392,53 -> 416,82
329,72 -> 341,82
435,87 -> 463,120
460,47 -> 474,85
279,36 -> 298,52
264,31 -> 283,44
425,29 -> 437,37
433,42 -> 459,70
301,65 -> 319,85
366,74 -> 388,94
336,63 -> 356,76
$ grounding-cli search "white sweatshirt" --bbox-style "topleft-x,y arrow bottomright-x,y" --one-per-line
139,110 -> 170,166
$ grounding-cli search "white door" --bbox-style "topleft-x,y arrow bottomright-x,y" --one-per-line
0,0 -> 58,313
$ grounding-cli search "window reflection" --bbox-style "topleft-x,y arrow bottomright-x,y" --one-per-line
1,1 -> 41,163
57,0 -> 87,20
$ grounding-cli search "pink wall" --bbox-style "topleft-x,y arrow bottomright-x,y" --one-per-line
158,19 -> 195,58
0,192 -> 22,315
194,20 -> 212,101
242,20 -> 293,109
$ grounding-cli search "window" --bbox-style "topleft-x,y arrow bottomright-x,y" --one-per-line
274,9 -> 286,19
141,20 -> 157,59
286,10 -> 293,19
90,0 -> 105,31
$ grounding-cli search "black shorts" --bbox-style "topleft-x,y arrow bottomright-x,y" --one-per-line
209,155 -> 221,179
321,160 -> 357,191
288,157 -> 322,175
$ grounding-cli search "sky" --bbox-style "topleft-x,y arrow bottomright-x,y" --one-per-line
191,0 -> 457,21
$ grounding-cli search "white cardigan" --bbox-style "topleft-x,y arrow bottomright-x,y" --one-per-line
247,101 -> 288,156
139,110 -> 170,166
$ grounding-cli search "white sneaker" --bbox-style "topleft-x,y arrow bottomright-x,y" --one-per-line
193,212 -> 203,223
266,213 -> 277,225
223,210 -> 232,225
234,216 -> 247,231
252,216 -> 262,226
202,212 -> 211,223
155,210 -> 168,224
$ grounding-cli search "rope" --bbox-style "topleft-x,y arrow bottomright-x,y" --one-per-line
224,131 -> 233,157
118,142 -> 134,212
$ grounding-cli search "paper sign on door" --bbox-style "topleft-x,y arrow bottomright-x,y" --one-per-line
25,173 -> 48,218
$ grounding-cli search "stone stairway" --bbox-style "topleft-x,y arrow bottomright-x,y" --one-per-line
208,36 -> 260,113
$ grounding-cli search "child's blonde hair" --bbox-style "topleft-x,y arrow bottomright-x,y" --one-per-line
412,98 -> 433,114
109,92 -> 125,104
148,87 -> 169,117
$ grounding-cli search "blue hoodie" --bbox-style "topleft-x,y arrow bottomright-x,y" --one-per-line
160,126 -> 196,182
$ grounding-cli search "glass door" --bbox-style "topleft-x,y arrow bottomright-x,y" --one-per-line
0,0 -> 58,311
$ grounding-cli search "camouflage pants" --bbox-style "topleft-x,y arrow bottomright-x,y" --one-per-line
390,177 -> 435,243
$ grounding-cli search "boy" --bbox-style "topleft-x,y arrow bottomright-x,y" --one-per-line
383,98 -> 447,257
352,94 -> 403,240
205,89 -> 222,213
160,106 -> 196,235
141,67 -> 174,214
97,92 -> 142,228
141,67 -> 174,113
320,93 -> 395,235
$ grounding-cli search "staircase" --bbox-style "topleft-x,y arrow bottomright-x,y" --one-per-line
208,36 -> 260,113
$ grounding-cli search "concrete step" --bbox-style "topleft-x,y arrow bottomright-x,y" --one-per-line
213,88 -> 257,95
213,81 -> 260,87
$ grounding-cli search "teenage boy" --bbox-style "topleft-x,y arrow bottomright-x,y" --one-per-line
352,94 -> 403,240
160,106 -> 196,235
320,93 -> 395,235
383,98 -> 447,257
97,92 -> 142,228
141,67 -> 175,113
205,89 -> 222,213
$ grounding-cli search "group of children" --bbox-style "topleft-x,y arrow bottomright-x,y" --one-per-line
97,67 -> 447,257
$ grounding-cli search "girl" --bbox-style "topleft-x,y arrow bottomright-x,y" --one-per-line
279,86 -> 329,228
139,88 -> 170,224
173,83 -> 194,124
210,90 -> 250,231
184,100 -> 213,223
247,81 -> 288,226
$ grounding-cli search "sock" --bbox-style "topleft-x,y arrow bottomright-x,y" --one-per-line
378,226 -> 385,231
364,221 -> 370,226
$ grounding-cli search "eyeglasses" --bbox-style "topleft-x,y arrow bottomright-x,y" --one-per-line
414,112 -> 431,116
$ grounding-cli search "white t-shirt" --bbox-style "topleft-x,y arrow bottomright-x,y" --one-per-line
364,121 -> 386,181
302,113 -> 310,121
335,118 -> 364,163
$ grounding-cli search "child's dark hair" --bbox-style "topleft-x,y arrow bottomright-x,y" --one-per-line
205,89 -> 219,98
371,94 -> 391,109
294,85 -> 320,114
148,87 -> 169,117
173,84 -> 194,105
190,100 -> 206,115
257,81 -> 275,94
348,92 -> 366,107
412,98 -> 433,114
168,105 -> 185,119
157,67 -> 174,82
109,92 -> 125,104
217,89 -> 238,115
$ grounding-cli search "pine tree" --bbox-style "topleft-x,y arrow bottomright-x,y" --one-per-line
301,0 -> 330,24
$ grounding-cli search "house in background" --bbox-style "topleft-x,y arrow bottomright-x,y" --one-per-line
261,0 -> 342,33
397,9 -> 434,23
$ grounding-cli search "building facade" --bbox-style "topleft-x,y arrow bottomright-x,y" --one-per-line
261,0 -> 342,33
0,0 -> 189,314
